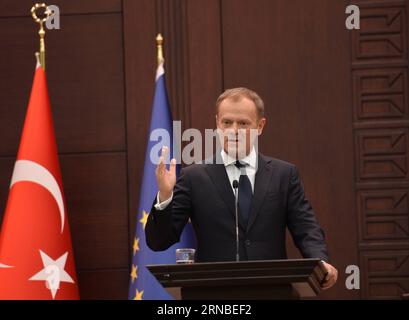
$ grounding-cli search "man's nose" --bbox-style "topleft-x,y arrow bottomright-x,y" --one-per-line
231,122 -> 239,134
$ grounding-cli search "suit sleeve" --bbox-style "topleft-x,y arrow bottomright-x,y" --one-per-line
286,165 -> 330,261
145,168 -> 192,251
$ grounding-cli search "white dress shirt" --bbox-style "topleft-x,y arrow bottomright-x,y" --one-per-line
221,147 -> 257,194
155,148 -> 258,210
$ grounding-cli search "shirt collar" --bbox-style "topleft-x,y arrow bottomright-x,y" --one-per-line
221,147 -> 257,169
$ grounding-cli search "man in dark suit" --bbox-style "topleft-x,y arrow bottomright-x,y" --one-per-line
146,88 -> 338,289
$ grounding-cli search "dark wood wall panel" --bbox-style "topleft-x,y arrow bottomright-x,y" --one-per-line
187,0 -> 223,137
156,0 -> 192,128
0,159 -> 14,218
61,153 -> 128,270
0,13 -> 126,156
47,14 -> 126,154
0,16 -> 38,156
360,247 -> 409,298
351,0 -> 409,299
77,269 -> 129,299
123,0 -> 157,241
0,0 -> 122,17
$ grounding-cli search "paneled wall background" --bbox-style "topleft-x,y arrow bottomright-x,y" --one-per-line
351,0 -> 409,299
0,0 -> 407,299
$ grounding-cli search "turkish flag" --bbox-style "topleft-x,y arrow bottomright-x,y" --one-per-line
0,61 -> 80,299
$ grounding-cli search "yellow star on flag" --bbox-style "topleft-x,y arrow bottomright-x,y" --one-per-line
133,237 -> 140,255
130,265 -> 138,283
134,289 -> 144,300
140,210 -> 149,230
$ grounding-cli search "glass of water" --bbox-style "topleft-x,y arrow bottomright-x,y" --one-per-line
176,248 -> 195,264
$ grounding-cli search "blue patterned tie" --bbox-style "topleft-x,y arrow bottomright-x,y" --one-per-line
235,161 -> 252,226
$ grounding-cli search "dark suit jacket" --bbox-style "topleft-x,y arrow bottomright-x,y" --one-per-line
145,153 -> 329,262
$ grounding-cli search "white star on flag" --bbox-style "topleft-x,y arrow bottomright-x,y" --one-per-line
29,250 -> 75,299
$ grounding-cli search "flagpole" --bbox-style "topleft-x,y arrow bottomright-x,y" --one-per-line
156,33 -> 164,67
31,3 -> 51,70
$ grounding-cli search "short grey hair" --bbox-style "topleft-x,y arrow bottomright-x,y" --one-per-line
216,87 -> 265,119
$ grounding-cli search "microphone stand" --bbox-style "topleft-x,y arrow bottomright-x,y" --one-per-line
232,180 -> 239,261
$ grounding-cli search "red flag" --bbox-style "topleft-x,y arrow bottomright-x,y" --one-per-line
0,61 -> 79,299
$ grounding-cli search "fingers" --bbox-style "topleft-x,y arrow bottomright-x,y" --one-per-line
159,146 -> 168,169
156,146 -> 177,176
169,158 -> 177,175
156,157 -> 165,177
321,275 -> 337,289
321,264 -> 338,290
161,146 -> 169,160
156,146 -> 168,171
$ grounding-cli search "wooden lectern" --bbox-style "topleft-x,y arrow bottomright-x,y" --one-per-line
147,258 -> 327,300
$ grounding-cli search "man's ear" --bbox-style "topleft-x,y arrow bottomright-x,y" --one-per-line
258,118 -> 266,135
215,114 -> 219,128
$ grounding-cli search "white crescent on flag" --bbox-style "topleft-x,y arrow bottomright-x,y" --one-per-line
0,263 -> 13,268
10,160 -> 65,233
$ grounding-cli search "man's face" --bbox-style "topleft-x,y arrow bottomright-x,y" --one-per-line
216,97 -> 266,159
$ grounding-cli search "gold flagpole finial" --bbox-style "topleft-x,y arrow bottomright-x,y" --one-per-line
31,3 -> 52,70
156,33 -> 164,67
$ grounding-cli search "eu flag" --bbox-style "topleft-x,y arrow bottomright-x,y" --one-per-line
128,61 -> 195,300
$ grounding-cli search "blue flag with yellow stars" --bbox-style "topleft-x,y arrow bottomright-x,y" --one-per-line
128,61 -> 196,300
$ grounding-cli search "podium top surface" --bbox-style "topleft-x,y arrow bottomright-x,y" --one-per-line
147,258 -> 327,295
148,258 -> 322,271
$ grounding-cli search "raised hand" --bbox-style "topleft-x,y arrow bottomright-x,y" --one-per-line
155,146 -> 177,202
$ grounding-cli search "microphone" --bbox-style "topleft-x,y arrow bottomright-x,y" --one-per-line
232,180 -> 239,261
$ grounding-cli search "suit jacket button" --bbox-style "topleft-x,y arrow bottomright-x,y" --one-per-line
245,240 -> 251,247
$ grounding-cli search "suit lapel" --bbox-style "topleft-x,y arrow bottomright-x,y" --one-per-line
205,157 -> 247,231
246,154 -> 272,232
